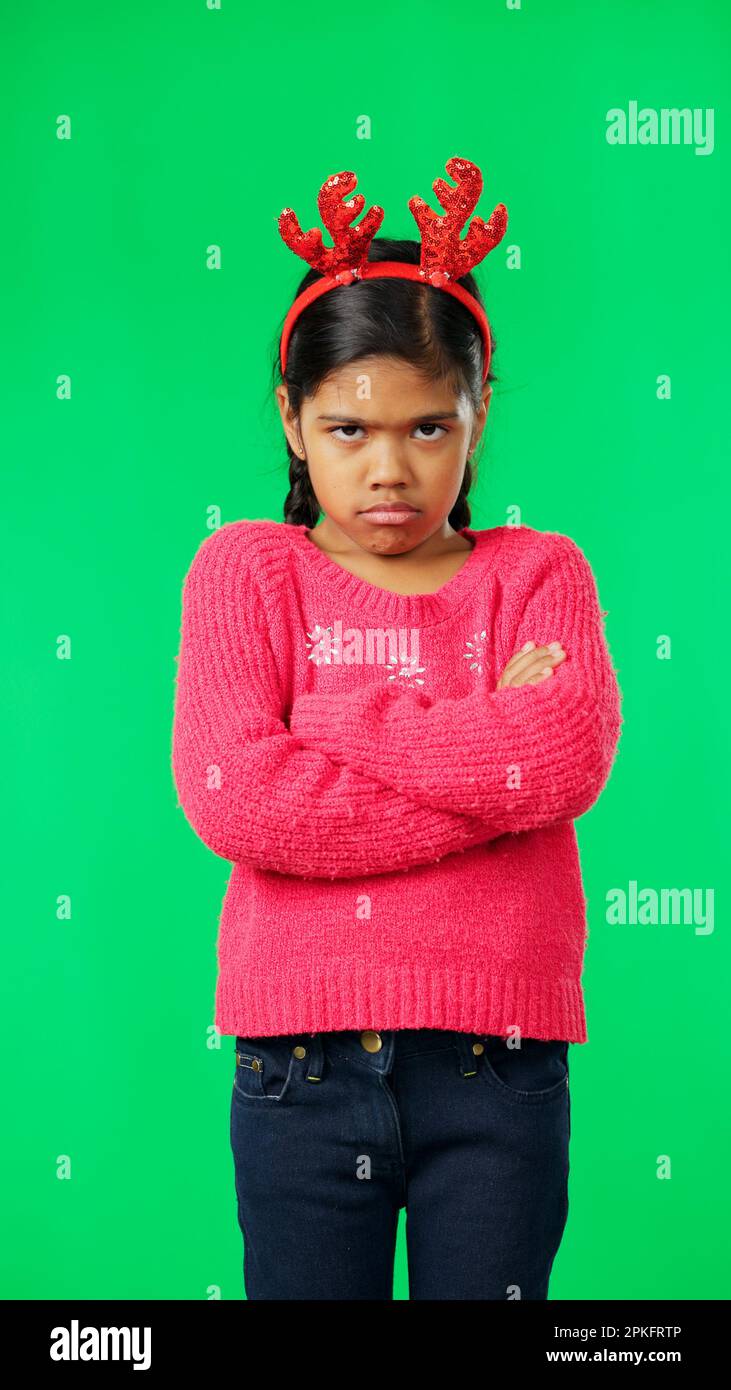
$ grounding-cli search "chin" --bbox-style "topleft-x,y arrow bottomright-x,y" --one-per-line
362,531 -> 420,554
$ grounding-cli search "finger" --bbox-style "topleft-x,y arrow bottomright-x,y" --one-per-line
497,644 -> 565,688
498,649 -> 566,688
501,641 -> 562,679
499,656 -> 562,689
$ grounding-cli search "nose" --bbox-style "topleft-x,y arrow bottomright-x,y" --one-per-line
364,439 -> 413,484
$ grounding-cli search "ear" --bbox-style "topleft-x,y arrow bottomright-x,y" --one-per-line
274,384 -> 304,457
468,384 -> 492,456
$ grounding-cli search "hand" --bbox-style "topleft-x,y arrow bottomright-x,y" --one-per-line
496,640 -> 566,689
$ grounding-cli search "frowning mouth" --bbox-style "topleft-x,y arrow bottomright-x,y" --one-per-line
358,505 -> 422,525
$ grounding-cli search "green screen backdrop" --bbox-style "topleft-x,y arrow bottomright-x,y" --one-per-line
3,0 -> 729,1301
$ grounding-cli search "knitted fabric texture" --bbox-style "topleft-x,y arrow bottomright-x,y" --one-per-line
171,519 -> 623,1044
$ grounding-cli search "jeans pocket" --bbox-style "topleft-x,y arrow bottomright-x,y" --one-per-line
478,1034 -> 569,1105
233,1035 -> 299,1103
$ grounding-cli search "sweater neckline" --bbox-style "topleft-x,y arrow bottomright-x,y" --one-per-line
289,522 -> 505,626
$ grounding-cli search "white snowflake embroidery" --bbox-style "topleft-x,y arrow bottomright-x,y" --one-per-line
305,623 -> 342,666
385,653 -> 427,686
463,628 -> 488,675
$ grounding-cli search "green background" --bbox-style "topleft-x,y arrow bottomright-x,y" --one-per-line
3,0 -> 728,1300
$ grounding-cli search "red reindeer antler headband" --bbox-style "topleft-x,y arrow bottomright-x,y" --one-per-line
278,155 -> 508,384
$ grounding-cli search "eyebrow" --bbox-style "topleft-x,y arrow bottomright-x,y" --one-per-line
316,412 -> 461,426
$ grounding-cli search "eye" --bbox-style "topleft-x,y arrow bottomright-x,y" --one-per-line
329,425 -> 366,441
328,423 -> 449,443
413,423 -> 449,440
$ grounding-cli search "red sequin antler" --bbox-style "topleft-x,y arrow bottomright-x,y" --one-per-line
278,170 -> 385,284
408,156 -> 508,287
277,155 -> 507,383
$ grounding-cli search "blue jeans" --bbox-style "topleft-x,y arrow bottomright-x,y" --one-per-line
230,1027 -> 571,1300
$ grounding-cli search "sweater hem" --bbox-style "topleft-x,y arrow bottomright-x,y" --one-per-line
215,961 -> 588,1044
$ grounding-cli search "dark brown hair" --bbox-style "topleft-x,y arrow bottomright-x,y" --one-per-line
272,236 -> 498,528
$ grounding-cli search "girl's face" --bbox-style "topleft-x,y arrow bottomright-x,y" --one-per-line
275,355 -> 492,555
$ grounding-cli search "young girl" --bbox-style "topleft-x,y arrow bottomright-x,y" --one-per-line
171,157 -> 623,1301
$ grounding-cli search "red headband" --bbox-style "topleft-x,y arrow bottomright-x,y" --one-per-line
278,155 -> 507,384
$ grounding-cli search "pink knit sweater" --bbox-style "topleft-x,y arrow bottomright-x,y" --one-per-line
171,519 -> 623,1044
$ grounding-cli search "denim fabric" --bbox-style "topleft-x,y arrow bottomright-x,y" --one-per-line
230,1027 -> 570,1300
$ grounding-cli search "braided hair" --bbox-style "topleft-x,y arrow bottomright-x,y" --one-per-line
272,237 -> 497,529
